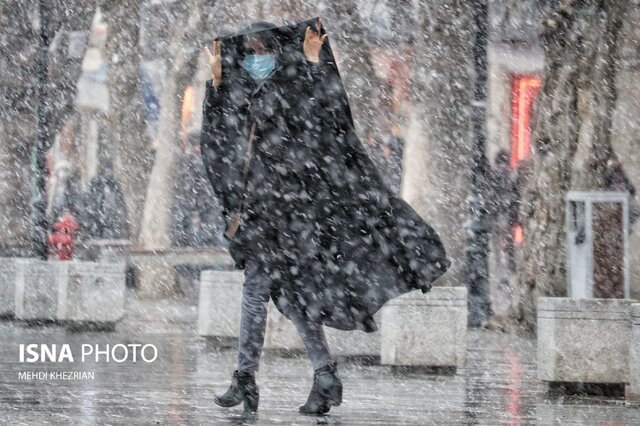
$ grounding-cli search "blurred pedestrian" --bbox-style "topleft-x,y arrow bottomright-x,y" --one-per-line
82,160 -> 129,240
487,150 -> 518,280
604,157 -> 640,226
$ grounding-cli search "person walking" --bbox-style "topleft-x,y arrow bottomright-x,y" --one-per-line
487,150 -> 518,280
201,18 -> 450,415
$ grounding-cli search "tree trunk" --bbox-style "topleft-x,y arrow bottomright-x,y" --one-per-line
511,0 -> 625,331
402,0 -> 474,288
0,2 -> 34,255
103,0 -> 154,244
138,0 -> 206,250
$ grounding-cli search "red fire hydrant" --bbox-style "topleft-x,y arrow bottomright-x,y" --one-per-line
48,213 -> 79,261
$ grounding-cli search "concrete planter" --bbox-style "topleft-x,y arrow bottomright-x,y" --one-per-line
264,301 -> 305,352
15,261 -> 69,321
380,287 -> 468,368
197,270 -> 244,338
0,258 -> 32,317
629,304 -> 640,397
196,270 -> 309,352
324,316 -> 380,359
134,257 -> 178,299
64,261 -> 127,324
15,260 -> 127,324
196,271 -> 308,353
537,297 -> 635,385
264,304 -> 381,358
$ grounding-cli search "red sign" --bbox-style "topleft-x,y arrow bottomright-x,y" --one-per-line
510,75 -> 541,170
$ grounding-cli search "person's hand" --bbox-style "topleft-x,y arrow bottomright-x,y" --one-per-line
205,40 -> 222,86
303,19 -> 328,63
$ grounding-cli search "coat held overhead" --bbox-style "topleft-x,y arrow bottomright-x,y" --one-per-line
200,17 -> 451,332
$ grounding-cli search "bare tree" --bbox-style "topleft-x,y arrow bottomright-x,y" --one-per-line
102,0 -> 154,243
403,0 -> 475,289
138,0 -> 207,249
511,0 -> 625,331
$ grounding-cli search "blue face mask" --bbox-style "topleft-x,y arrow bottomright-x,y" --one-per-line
242,54 -> 276,83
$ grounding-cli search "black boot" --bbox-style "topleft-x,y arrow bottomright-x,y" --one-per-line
299,361 -> 342,415
214,370 -> 259,412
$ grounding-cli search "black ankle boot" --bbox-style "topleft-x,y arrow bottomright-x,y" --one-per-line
299,361 -> 342,415
214,370 -> 259,412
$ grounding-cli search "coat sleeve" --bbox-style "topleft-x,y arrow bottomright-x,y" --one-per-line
200,79 -> 242,222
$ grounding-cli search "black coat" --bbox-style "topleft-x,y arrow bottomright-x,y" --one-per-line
200,18 -> 450,332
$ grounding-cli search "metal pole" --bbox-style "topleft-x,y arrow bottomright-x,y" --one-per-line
31,0 -> 51,259
465,0 -> 491,326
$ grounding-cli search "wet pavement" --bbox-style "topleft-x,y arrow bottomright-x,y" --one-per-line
1,287 -> 639,425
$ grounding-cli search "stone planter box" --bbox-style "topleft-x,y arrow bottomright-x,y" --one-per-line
380,287 -> 468,368
537,297 -> 635,385
324,316 -> 380,359
15,261 -> 68,321
196,270 -> 316,352
264,301 -> 305,353
64,261 -> 127,324
0,258 -> 32,318
629,304 -> 640,398
264,304 -> 381,358
134,256 -> 178,299
15,260 -> 127,324
197,270 -> 244,339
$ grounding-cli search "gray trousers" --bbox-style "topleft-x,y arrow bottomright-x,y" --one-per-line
238,260 -> 333,373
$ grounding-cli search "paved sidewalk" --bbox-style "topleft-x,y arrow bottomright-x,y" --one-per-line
0,288 -> 639,425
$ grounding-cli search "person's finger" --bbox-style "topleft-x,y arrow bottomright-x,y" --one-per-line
317,19 -> 322,34
204,46 -> 213,60
213,40 -> 221,56
321,33 -> 328,43
305,26 -> 312,41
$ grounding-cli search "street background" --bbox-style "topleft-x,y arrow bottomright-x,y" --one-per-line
2,0 -> 640,423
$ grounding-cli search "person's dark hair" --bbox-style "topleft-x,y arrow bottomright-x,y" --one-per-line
238,21 -> 279,53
